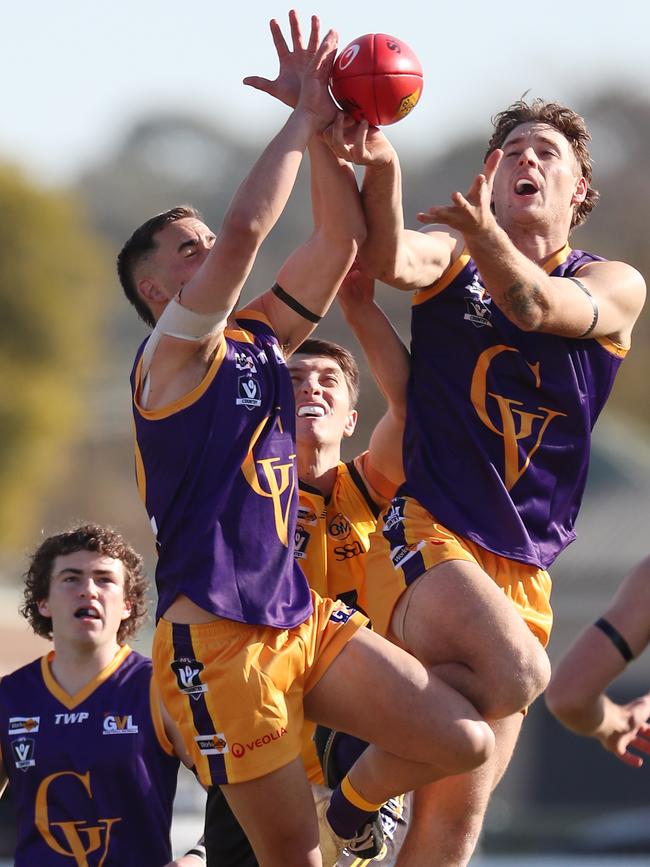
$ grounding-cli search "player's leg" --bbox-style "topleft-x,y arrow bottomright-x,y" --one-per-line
303,624 -> 495,802
390,558 -> 551,718
220,757 -> 321,867
393,713 -> 522,867
203,785 -> 258,866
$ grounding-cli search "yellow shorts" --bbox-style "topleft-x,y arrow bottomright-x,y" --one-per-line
365,496 -> 553,647
152,590 -> 367,786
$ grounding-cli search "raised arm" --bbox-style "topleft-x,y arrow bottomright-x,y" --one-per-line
417,150 -> 646,343
338,267 -> 408,494
545,555 -> 650,766
243,12 -> 365,351
323,120 -> 460,292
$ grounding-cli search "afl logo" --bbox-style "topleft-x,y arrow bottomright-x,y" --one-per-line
338,44 -> 360,70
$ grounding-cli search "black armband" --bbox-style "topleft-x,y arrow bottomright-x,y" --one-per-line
569,276 -> 599,338
594,617 -> 634,663
271,283 -> 322,324
184,836 -> 207,862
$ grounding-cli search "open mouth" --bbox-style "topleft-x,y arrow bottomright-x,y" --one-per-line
297,404 -> 326,418
74,607 -> 101,620
515,178 -> 539,196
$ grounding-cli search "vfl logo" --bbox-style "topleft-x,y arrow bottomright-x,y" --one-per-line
294,524 -> 311,560
236,376 -> 262,411
171,658 -> 208,699
103,714 -> 138,735
464,275 -> 493,328
12,737 -> 36,771
195,732 -> 229,755
383,499 -> 405,532
242,449 -> 297,547
470,345 -> 567,490
328,512 -> 351,540
235,352 -> 257,374
35,770 -> 120,865
9,716 -> 39,734
337,43 -> 360,70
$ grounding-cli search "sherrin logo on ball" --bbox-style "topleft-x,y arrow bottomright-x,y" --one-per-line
330,33 -> 424,126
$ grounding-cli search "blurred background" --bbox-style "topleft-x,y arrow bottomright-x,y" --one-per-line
0,0 -> 648,862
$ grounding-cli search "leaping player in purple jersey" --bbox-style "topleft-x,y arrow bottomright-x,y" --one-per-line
0,524 -> 203,867
325,98 -> 646,865
118,12 -> 494,867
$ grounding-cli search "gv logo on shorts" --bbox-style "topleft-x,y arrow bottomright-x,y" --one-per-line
171,657 -> 208,700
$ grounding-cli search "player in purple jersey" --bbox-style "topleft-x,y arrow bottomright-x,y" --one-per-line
0,524 -> 202,867
118,13 -> 494,867
325,99 -> 647,864
547,555 -> 650,767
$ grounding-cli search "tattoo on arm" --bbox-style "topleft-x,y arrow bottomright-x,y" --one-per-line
502,280 -> 548,329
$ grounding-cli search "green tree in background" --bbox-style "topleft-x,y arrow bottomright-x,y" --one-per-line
0,165 -> 110,548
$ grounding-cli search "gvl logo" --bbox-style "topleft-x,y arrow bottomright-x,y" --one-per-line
103,714 -> 139,735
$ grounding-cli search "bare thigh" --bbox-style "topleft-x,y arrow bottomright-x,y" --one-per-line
220,756 -> 320,867
303,625 -> 491,775
391,559 -> 550,717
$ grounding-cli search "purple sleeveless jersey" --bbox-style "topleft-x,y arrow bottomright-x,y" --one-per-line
403,246 -> 626,569
0,647 -> 179,866
131,311 -> 312,627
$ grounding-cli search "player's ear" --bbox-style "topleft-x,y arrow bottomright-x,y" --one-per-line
572,176 -> 588,204
343,409 -> 358,438
37,599 -> 51,618
138,277 -> 167,304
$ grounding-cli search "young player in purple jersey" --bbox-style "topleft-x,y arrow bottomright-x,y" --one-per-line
118,13 -> 494,867
547,554 -> 650,767
325,99 -> 647,864
0,524 -> 203,867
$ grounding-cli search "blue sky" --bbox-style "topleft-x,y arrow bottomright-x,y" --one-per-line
1,0 -> 647,183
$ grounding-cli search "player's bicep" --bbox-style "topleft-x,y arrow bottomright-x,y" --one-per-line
563,261 -> 645,342
372,227 -> 459,292
365,414 -> 405,501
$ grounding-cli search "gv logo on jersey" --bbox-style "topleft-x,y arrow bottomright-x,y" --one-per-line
470,345 -> 567,490
35,770 -> 120,865
242,447 -> 297,547
11,737 -> 36,771
236,376 -> 262,411
9,716 -> 40,734
103,714 -> 139,735
171,657 -> 208,699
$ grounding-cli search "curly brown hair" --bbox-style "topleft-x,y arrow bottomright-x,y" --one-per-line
485,99 -> 600,228
20,524 -> 150,644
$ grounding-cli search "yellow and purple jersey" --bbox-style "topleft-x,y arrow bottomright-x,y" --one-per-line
403,245 -> 626,569
131,310 -> 312,628
0,647 -> 179,867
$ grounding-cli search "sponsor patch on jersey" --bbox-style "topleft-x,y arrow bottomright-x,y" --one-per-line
103,713 -> 139,734
329,604 -> 354,625
171,657 -> 208,699
235,351 -> 257,373
236,375 -> 262,410
195,732 -> 229,755
11,737 -> 36,771
390,541 -> 425,569
328,512 -> 351,540
9,716 -> 39,735
297,505 -> 318,525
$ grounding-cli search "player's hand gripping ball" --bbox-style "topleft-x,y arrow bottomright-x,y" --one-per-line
330,34 -> 423,126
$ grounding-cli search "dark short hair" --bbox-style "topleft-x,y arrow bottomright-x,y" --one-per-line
292,338 -> 360,408
117,205 -> 203,327
485,99 -> 599,228
21,524 -> 149,644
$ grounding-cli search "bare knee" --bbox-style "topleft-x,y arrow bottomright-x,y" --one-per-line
479,639 -> 551,718
434,718 -> 495,776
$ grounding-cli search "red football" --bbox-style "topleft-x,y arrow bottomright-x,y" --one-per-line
330,33 -> 424,126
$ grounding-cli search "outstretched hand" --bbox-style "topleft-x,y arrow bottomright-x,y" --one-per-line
416,149 -> 503,235
244,11 -> 322,109
599,692 -> 650,768
322,115 -> 396,168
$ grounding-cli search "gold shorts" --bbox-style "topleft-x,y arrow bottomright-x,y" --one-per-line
365,496 -> 553,647
152,590 -> 366,786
